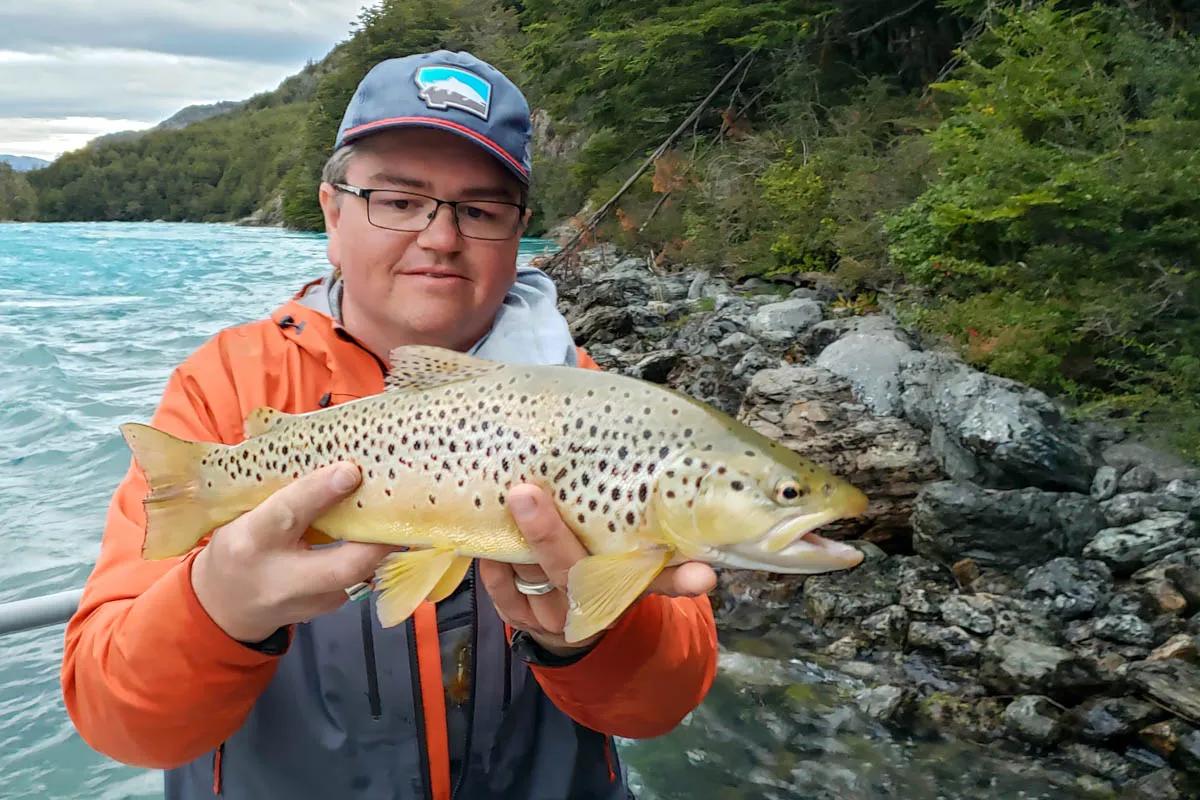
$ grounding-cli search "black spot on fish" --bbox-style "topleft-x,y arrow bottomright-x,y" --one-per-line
625,511 -> 636,525
611,487 -> 621,501
731,481 -> 744,491
618,446 -> 629,459
607,521 -> 616,532
474,497 -> 482,508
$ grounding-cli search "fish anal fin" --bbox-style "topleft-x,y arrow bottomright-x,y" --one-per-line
564,549 -> 672,643
385,345 -> 504,392
427,556 -> 473,603
374,547 -> 459,627
244,406 -> 298,439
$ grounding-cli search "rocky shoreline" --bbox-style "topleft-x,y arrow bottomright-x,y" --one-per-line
542,245 -> 1200,797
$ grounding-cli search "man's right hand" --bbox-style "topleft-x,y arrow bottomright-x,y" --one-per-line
190,462 -> 394,644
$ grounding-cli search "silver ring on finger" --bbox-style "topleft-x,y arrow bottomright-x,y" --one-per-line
514,576 -> 556,596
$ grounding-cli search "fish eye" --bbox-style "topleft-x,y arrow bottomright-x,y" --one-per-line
774,480 -> 803,504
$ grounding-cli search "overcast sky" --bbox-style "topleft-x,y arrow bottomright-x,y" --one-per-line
0,1 -> 370,161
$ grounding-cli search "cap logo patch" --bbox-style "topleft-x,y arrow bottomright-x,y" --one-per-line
414,65 -> 492,120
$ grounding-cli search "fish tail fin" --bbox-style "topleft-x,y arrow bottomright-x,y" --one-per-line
120,422 -> 226,559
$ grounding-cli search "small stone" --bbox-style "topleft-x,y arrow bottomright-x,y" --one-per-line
748,298 -> 823,340
1165,565 -> 1200,610
951,558 -> 981,590
1149,633 -> 1199,662
1024,557 -> 1113,620
1127,659 -> 1200,721
1176,729 -> 1200,775
1063,743 -> 1135,782
907,622 -> 982,665
1140,718 -> 1193,759
1148,578 -> 1190,615
1122,768 -> 1191,800
1067,696 -> 1163,743
900,586 -> 940,615
824,635 -> 861,660
1001,695 -> 1063,746
861,605 -> 909,646
981,635 -> 1099,693
1092,466 -> 1119,501
1120,464 -> 1159,493
855,685 -> 911,722
1083,513 -> 1196,574
940,595 -> 995,635
1094,614 -> 1156,647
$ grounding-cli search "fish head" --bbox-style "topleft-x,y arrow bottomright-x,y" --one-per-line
651,444 -> 867,574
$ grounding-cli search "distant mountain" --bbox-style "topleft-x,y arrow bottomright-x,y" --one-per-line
88,100 -> 246,149
0,155 -> 50,172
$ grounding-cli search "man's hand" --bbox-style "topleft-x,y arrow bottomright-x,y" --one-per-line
479,484 -> 717,658
191,463 -> 396,644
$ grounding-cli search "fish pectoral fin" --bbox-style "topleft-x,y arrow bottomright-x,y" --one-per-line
385,345 -> 504,393
427,555 -> 473,603
374,547 -> 459,627
564,549 -> 673,643
243,406 -> 298,438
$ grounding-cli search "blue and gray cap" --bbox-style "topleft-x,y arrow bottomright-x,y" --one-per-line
334,50 -> 533,184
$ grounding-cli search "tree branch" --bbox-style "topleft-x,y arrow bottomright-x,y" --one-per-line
849,0 -> 930,38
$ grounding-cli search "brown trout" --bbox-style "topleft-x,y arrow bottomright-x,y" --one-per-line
121,346 -> 867,641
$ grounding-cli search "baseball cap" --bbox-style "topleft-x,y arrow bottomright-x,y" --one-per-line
333,50 -> 532,185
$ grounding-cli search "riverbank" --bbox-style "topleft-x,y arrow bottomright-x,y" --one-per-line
544,244 -> 1200,797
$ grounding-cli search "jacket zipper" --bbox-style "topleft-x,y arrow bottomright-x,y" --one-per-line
407,615 -> 435,800
451,563 -> 480,799
360,600 -> 383,719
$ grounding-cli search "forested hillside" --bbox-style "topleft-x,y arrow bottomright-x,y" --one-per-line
12,0 -> 1200,455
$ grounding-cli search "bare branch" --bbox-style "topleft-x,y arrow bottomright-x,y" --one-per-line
849,0 -> 930,39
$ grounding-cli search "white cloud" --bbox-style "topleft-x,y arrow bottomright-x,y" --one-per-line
0,117 -> 153,161
0,1 -> 370,160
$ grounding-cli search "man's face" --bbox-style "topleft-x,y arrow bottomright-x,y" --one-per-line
319,127 -> 528,354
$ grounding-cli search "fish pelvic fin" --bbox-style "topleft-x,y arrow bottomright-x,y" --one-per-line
374,547 -> 459,628
120,422 -> 227,559
564,549 -> 673,643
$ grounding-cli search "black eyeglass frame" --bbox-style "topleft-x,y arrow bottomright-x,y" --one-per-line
333,182 -> 526,241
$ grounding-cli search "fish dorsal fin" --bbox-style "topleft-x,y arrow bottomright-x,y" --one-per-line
385,345 -> 503,392
244,406 -> 297,438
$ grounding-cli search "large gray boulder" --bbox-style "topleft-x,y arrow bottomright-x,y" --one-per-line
815,316 -> 914,417
912,481 -> 1106,569
899,351 -> 1099,492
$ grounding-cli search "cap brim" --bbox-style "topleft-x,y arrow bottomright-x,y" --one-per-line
340,116 -> 529,185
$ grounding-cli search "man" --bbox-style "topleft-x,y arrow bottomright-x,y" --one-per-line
61,50 -> 718,799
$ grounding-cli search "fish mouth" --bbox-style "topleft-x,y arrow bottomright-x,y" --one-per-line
721,510 -> 864,574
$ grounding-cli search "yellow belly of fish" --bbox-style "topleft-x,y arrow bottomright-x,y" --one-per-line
311,485 -> 539,563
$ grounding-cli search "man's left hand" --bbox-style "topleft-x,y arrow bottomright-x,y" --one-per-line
478,483 -> 717,658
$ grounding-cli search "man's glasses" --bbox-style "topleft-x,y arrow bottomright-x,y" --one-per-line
334,183 -> 525,241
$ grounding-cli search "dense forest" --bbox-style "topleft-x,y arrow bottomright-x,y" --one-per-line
9,0 -> 1200,457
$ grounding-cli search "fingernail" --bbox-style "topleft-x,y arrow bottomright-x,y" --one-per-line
508,492 -> 536,519
331,464 -> 359,492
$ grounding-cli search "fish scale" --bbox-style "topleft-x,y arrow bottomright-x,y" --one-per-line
121,345 -> 869,641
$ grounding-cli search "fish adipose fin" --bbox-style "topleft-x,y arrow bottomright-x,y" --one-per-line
243,406 -> 299,438
564,549 -> 673,643
374,547 -> 460,627
385,345 -> 504,392
120,422 -> 234,559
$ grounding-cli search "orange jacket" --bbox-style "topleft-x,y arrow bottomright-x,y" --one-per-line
61,283 -> 718,796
